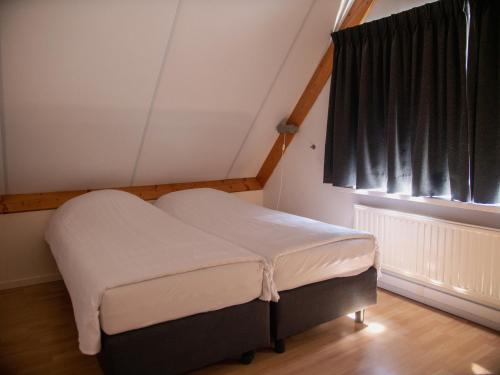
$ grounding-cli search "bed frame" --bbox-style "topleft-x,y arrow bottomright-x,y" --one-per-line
98,299 -> 269,375
97,267 -> 377,373
270,267 -> 378,353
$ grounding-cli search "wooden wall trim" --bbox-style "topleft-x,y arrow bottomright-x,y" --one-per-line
256,0 -> 375,186
0,177 -> 261,214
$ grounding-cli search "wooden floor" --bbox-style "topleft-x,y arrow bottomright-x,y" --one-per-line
0,282 -> 498,375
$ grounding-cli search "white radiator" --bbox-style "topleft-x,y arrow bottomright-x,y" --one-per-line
354,205 -> 500,309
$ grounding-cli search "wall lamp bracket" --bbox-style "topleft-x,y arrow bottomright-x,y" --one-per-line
276,120 -> 299,134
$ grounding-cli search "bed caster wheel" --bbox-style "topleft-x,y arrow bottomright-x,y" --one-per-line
274,339 -> 285,353
240,350 -> 255,365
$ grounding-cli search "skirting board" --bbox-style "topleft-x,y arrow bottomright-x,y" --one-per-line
0,273 -> 61,290
378,271 -> 500,332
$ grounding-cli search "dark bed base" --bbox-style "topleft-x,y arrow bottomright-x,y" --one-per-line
98,299 -> 269,375
270,267 -> 377,352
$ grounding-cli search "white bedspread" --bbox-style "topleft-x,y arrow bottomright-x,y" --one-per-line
155,188 -> 380,301
45,190 -> 269,355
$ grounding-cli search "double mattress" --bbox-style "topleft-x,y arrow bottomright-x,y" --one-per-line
45,190 -> 267,355
46,188 -> 378,355
155,188 -> 379,300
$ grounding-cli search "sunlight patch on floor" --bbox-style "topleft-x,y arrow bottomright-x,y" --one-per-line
366,322 -> 386,334
345,313 -> 386,334
471,363 -> 493,375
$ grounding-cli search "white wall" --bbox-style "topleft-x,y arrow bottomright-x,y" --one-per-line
0,0 -> 340,290
0,210 -> 59,289
0,0 -> 344,194
0,190 -> 263,290
364,0 -> 437,23
1,0 -> 180,193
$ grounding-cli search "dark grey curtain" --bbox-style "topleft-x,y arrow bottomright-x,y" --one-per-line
467,0 -> 499,204
324,0 -> 473,201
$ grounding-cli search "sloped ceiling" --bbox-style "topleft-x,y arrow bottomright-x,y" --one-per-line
0,0 -> 344,194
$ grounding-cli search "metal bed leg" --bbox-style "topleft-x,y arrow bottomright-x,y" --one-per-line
354,309 -> 365,323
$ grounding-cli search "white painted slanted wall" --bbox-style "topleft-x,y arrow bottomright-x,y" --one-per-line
0,0 -> 343,291
0,0 -> 344,194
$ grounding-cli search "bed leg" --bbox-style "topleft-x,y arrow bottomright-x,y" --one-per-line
274,339 -> 286,354
240,350 -> 256,365
354,309 -> 365,323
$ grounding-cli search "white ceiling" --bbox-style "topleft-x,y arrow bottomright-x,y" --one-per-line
0,0 -> 344,194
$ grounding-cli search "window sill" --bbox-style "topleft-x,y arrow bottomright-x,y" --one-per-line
332,187 -> 500,214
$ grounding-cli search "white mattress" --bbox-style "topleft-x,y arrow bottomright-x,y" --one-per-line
273,238 -> 375,292
155,189 -> 379,299
100,261 -> 263,335
45,189 -> 268,354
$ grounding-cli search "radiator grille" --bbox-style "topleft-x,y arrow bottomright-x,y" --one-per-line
354,205 -> 500,309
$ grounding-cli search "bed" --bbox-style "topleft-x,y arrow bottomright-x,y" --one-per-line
155,188 -> 379,352
45,189 -> 270,374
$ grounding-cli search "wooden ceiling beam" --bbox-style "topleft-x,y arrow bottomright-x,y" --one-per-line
256,0 -> 376,186
0,177 -> 261,214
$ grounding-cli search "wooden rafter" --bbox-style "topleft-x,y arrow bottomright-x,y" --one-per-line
0,177 -> 261,214
256,0 -> 375,186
